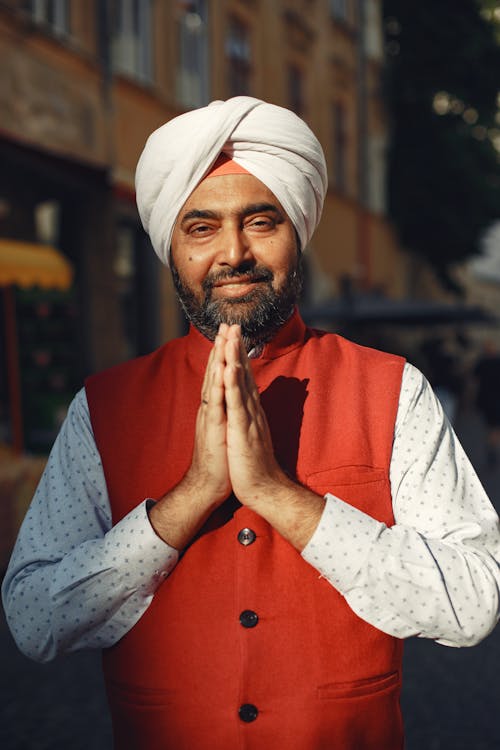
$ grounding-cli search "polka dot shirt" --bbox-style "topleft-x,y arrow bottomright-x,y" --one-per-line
2,363 -> 499,661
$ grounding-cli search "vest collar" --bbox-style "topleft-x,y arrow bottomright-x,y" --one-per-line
184,308 -> 307,371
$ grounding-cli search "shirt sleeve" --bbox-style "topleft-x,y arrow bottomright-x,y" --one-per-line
302,362 -> 500,647
1,389 -> 178,662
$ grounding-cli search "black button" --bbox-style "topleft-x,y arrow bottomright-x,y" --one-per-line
237,528 -> 256,546
240,610 -> 259,628
239,703 -> 258,722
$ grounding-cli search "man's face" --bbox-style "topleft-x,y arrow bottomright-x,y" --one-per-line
170,173 -> 302,348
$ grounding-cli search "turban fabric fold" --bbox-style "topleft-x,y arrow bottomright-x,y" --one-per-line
135,96 -> 328,266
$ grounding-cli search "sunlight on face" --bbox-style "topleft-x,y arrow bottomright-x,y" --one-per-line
170,173 -> 302,347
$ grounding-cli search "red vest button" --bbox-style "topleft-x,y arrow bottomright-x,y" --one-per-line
237,528 -> 256,545
239,704 -> 258,722
240,610 -> 259,628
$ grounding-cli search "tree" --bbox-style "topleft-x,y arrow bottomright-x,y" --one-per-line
383,0 -> 500,292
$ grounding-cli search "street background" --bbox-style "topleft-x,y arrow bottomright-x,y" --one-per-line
1,404 -> 499,750
1,1 -> 500,748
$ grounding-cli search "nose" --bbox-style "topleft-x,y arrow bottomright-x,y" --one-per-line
215,225 -> 253,267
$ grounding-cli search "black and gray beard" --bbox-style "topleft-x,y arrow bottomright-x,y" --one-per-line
171,256 -> 303,350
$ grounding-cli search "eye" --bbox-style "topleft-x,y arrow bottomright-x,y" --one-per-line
246,215 -> 276,231
189,222 -> 215,236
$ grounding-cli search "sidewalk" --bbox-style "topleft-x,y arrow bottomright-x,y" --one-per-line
0,407 -> 499,749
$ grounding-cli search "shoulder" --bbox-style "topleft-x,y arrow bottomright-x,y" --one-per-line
85,337 -> 183,391
84,337 -> 187,421
395,361 -> 442,436
305,327 -> 406,369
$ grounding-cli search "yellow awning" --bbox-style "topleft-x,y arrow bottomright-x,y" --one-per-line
0,238 -> 73,290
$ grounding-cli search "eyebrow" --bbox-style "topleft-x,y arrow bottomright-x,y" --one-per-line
180,203 -> 284,226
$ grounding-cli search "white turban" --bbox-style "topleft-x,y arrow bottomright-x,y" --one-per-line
135,96 -> 328,266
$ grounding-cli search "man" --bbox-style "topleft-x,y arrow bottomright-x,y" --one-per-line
3,97 -> 500,750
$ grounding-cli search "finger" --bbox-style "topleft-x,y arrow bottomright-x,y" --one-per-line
227,326 -> 255,386
222,329 -> 260,416
217,322 -> 230,340
227,355 -> 264,427
224,336 -> 241,368
225,338 -> 253,403
196,359 -> 226,444
200,342 -> 217,400
206,364 -> 225,425
226,323 -> 240,339
201,334 -> 225,402
225,333 -> 260,408
223,358 -> 247,417
207,351 -> 226,411
224,361 -> 271,462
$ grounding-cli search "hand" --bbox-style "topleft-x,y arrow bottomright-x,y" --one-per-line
148,328 -> 231,550
222,325 -> 289,506
221,324 -> 326,551
150,323 -> 324,553
184,326 -> 231,504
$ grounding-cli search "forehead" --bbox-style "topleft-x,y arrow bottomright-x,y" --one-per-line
179,172 -> 285,215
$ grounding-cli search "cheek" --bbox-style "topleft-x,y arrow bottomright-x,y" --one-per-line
255,239 -> 295,269
272,268 -> 291,291
272,247 -> 299,278
174,251 -> 212,287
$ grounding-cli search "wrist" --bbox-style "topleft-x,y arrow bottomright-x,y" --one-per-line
236,469 -> 295,511
243,477 -> 326,552
181,466 -> 230,509
148,473 -> 228,550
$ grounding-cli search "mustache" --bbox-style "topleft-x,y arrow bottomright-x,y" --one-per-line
202,263 -> 274,293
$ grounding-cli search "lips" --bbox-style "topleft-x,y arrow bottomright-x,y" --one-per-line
212,276 -> 264,298
214,275 -> 260,288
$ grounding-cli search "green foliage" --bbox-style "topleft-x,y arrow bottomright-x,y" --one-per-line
383,0 -> 500,284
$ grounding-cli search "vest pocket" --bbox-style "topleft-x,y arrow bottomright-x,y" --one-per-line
317,670 -> 399,700
306,465 -> 386,489
304,465 -> 392,523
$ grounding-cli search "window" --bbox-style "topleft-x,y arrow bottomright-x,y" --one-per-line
226,17 -> 252,96
329,0 -> 349,23
110,0 -> 153,82
288,66 -> 305,117
332,102 -> 348,193
176,0 -> 210,108
25,0 -> 70,35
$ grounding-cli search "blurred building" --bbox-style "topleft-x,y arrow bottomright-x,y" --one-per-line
0,0 -> 407,456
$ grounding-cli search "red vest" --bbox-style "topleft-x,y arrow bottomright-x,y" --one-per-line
86,312 -> 406,750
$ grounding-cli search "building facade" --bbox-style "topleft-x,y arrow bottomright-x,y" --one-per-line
0,0 -> 406,454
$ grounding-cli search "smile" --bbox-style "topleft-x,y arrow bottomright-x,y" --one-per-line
212,277 -> 265,298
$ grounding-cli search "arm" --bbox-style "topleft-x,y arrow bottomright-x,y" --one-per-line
1,389 -> 178,662
221,328 -> 500,646
2,329 -> 250,661
302,363 -> 500,646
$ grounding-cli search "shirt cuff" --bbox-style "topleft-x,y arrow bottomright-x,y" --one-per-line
301,494 -> 386,593
105,499 -> 179,595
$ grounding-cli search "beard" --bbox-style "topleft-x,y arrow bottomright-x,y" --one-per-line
171,254 -> 303,350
